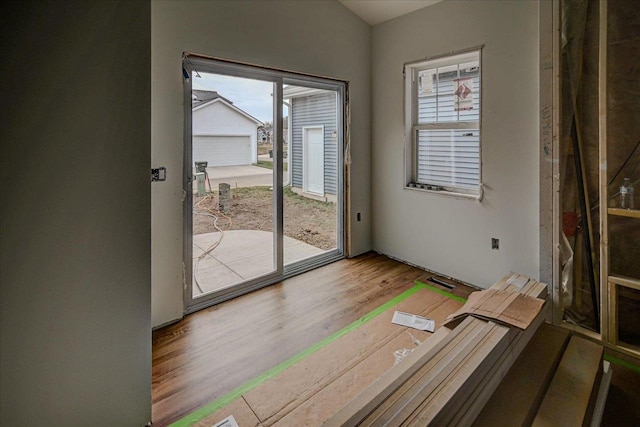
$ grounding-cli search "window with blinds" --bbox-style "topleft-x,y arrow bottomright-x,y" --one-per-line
405,49 -> 482,197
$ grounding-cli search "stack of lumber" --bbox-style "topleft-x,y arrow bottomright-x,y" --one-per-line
474,323 -> 608,427
324,273 -> 549,427
473,322 -> 572,427
531,335 -> 605,427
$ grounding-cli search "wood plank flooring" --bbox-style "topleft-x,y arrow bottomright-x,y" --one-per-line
151,252 -> 475,426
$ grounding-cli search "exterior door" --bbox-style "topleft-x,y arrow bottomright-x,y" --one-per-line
183,56 -> 345,315
304,126 -> 324,195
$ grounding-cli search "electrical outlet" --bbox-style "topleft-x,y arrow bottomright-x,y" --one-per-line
491,238 -> 499,250
151,167 -> 167,182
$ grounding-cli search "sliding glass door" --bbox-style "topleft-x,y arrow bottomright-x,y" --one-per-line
183,56 -> 345,313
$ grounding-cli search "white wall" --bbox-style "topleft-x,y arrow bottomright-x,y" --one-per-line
371,1 -> 540,288
152,0 -> 371,327
0,1 -> 151,425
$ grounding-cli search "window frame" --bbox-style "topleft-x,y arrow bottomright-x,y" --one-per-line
404,47 -> 484,200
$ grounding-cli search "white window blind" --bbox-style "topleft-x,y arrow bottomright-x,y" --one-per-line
405,50 -> 482,196
416,129 -> 480,187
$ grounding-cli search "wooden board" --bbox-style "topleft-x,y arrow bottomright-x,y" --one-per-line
406,323 -> 510,426
449,283 -> 550,426
532,336 -> 604,427
590,360 -> 612,427
321,316 -> 477,427
365,319 -> 494,426
473,323 -> 571,427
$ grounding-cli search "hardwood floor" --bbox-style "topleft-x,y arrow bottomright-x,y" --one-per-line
151,252 -> 476,426
151,252 -> 640,426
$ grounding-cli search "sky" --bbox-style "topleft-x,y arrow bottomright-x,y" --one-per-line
193,71 -> 288,123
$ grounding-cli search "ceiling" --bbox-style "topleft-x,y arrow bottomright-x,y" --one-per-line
339,0 -> 442,26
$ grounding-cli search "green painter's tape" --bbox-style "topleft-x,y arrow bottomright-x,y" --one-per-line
170,282 -> 435,426
604,353 -> 640,375
414,280 -> 468,303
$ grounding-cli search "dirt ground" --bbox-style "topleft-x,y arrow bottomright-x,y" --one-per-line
193,186 -> 336,250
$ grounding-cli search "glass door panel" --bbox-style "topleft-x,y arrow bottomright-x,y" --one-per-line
189,72 -> 276,299
282,84 -> 342,268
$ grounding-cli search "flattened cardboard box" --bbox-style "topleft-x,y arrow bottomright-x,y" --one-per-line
443,288 -> 545,330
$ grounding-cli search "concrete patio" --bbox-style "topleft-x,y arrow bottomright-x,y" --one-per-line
192,229 -> 324,296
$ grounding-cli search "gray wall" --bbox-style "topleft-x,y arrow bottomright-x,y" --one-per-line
152,0 -> 371,327
291,92 -> 338,195
371,0 -> 540,288
0,1 -> 151,425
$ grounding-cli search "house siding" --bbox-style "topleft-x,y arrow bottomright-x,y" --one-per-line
291,92 -> 337,195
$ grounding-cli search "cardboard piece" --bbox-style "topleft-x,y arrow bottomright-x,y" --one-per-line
444,288 -> 545,330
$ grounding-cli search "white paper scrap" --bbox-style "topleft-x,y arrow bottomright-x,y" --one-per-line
392,311 -> 435,332
418,70 -> 434,95
212,415 -> 240,427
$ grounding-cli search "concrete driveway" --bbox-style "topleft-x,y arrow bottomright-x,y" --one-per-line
194,163 -> 289,190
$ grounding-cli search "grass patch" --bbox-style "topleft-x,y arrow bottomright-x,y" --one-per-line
230,186 -> 273,197
257,144 -> 273,155
256,160 -> 287,171
283,186 -> 332,209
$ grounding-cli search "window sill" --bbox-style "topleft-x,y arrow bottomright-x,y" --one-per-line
404,185 -> 482,201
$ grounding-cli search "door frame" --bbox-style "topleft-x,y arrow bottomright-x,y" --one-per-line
182,54 -> 346,314
302,125 -> 325,195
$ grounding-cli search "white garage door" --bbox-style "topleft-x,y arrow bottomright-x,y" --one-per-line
193,135 -> 252,167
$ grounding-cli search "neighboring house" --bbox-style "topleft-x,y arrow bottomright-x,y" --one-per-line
258,126 -> 271,143
192,90 -> 263,167
284,86 -> 338,200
